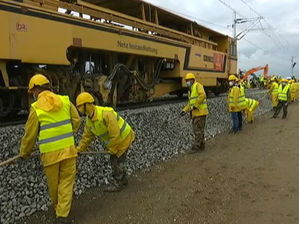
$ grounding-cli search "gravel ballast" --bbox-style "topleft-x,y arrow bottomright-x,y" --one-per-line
0,90 -> 271,223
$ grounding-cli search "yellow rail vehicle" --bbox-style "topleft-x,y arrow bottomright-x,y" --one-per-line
0,0 -> 237,117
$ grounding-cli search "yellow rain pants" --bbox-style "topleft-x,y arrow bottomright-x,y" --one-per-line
44,157 -> 76,218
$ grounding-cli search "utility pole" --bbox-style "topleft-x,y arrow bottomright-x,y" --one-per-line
232,11 -> 237,39
291,56 -> 297,77
291,56 -> 294,77
232,13 -> 263,41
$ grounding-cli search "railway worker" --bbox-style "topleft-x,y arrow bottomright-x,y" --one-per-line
259,75 -> 265,89
180,73 -> 208,153
237,77 -> 247,125
295,79 -> 299,100
243,98 -> 259,123
245,80 -> 251,89
228,75 -> 243,133
18,74 -> 81,223
239,80 -> 246,89
75,92 -> 135,192
268,77 -> 279,110
289,79 -> 298,102
272,79 -> 290,119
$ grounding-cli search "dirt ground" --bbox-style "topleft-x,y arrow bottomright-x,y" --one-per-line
25,103 -> 298,224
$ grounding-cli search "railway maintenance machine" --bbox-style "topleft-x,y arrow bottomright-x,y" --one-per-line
0,0 -> 238,118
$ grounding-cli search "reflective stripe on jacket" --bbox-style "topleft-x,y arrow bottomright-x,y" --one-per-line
32,95 -> 74,153
245,98 -> 259,112
188,82 -> 208,114
278,84 -> 290,101
238,85 -> 247,110
86,106 -> 132,146
271,82 -> 279,94
228,86 -> 240,112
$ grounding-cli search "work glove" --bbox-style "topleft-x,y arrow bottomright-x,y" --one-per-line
18,152 -> 30,159
75,147 -> 86,153
180,111 -> 186,117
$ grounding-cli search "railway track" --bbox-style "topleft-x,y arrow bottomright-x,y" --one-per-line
0,88 -> 266,127
0,95 -> 187,127
0,114 -> 28,127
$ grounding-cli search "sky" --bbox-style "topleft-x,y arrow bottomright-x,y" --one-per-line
144,0 -> 299,78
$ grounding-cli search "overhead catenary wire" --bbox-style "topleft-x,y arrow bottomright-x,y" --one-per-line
241,38 -> 266,52
217,0 -> 287,51
217,0 -> 247,19
146,1 -> 298,79
238,0 -> 287,49
143,0 -> 230,31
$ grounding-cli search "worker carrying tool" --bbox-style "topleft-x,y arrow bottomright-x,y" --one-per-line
268,77 -> 279,111
243,98 -> 259,123
272,79 -> 290,119
180,73 -> 208,153
75,92 -> 135,192
18,74 -> 81,223
228,75 -> 244,133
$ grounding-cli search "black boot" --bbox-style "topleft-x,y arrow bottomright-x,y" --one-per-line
120,176 -> 128,186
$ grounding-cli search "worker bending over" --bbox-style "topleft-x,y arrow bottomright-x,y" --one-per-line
243,98 -> 259,123
76,92 -> 135,192
272,79 -> 290,119
180,73 -> 208,153
19,74 -> 81,223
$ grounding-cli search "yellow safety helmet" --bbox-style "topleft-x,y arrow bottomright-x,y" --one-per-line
76,92 -> 95,107
28,74 -> 50,93
281,79 -> 288,83
270,77 -> 276,81
289,80 -> 294,84
184,73 -> 195,80
228,74 -> 238,81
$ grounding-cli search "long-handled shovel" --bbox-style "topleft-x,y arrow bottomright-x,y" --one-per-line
0,155 -> 21,167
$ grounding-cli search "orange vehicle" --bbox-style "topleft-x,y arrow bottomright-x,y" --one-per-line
241,64 -> 269,81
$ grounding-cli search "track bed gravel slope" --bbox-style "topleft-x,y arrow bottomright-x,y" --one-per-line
24,104 -> 299,224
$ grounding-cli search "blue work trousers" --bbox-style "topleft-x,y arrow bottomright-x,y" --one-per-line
231,111 -> 243,133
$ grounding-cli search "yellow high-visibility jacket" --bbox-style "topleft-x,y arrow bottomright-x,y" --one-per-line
268,82 -> 279,95
290,82 -> 298,93
278,84 -> 290,101
183,81 -> 208,118
245,98 -> 259,112
238,85 -> 247,110
228,86 -> 240,112
77,106 -> 135,158
19,91 -> 81,167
